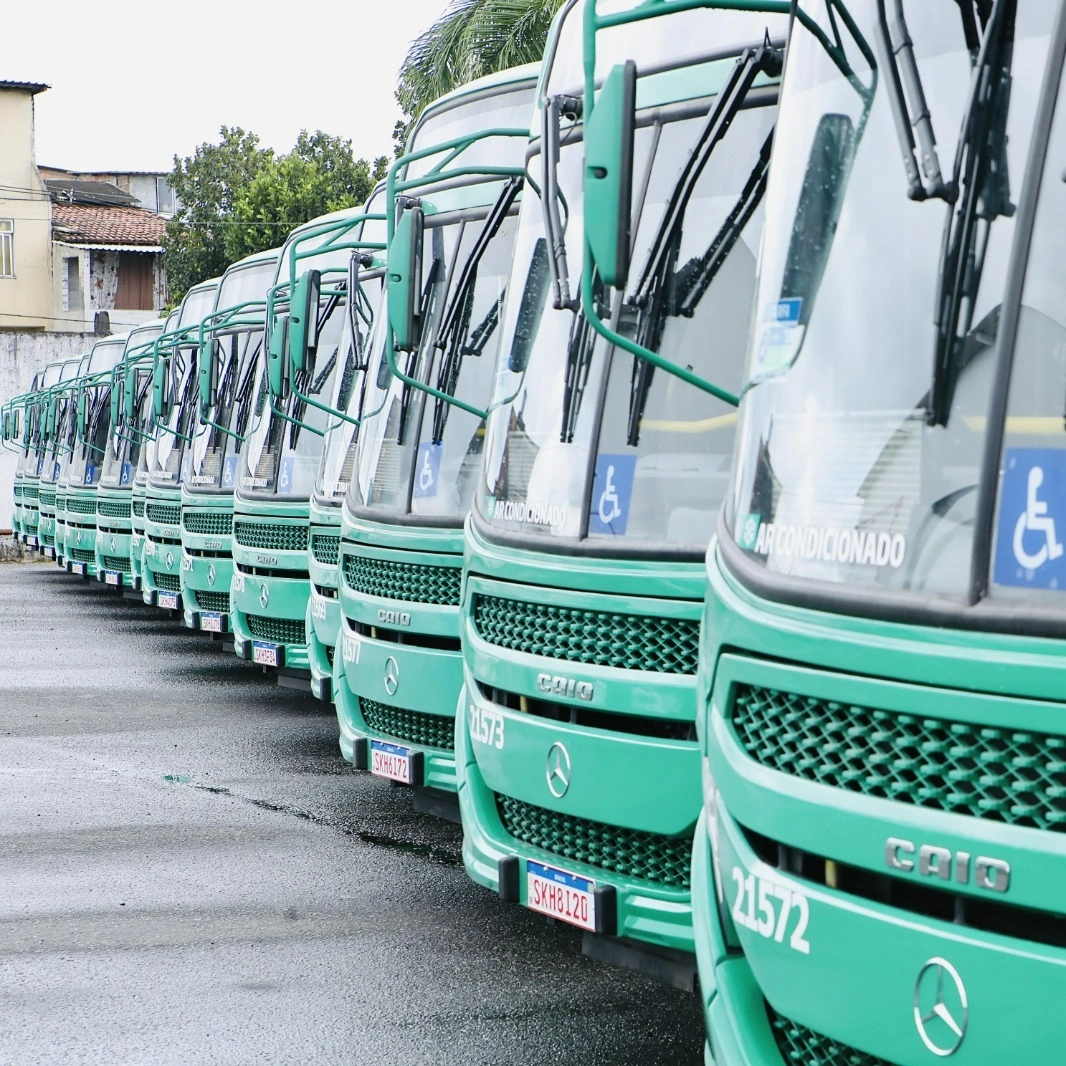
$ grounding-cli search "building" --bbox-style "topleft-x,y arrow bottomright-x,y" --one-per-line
0,82 -> 53,331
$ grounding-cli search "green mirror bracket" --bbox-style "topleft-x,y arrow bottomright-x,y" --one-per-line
267,395 -> 325,438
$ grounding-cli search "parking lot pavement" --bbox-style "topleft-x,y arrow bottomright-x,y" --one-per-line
0,564 -> 705,1065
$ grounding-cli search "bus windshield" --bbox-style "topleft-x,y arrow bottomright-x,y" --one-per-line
188,258 -> 277,493
101,324 -> 164,488
68,338 -> 126,487
726,0 -> 1055,605
477,5 -> 785,552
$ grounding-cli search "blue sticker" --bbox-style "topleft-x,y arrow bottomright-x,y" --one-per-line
85,464 -> 96,486
413,442 -> 442,499
994,448 -> 1066,589
588,453 -> 637,536
53,462 -> 61,480
120,461 -> 132,486
180,454 -> 191,484
278,455 -> 296,494
36,457 -> 44,476
774,297 -> 802,325
222,455 -> 238,489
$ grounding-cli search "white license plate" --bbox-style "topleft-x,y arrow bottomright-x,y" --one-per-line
105,571 -> 121,586
201,612 -> 222,633
71,562 -> 86,576
43,547 -> 55,559
158,592 -> 179,610
370,739 -> 413,784
25,535 -> 37,547
526,860 -> 596,931
252,641 -> 278,666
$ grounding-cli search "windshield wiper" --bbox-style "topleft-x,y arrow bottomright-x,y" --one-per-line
927,0 -> 1014,427
430,177 -> 522,443
396,248 -> 443,446
541,93 -> 581,311
560,275 -> 609,444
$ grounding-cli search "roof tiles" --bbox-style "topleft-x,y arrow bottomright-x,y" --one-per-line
51,203 -> 167,248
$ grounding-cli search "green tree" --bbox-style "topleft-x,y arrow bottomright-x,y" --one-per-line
225,132 -> 388,263
162,127 -> 273,305
397,0 -> 563,123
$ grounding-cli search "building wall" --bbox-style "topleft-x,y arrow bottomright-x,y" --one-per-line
0,91 -> 52,330
50,246 -> 165,332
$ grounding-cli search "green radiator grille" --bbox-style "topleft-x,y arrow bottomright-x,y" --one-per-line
154,571 -> 181,592
495,795 -> 691,888
234,521 -> 308,552
98,500 -> 131,519
472,594 -> 699,674
41,534 -> 55,548
71,548 -> 95,564
66,497 -> 97,515
184,511 -> 233,536
39,490 -> 56,508
246,614 -> 306,645
768,1008 -> 891,1066
132,499 -> 145,517
311,533 -> 339,566
146,501 -> 180,526
732,683 -> 1066,832
12,484 -> 21,499
21,484 -> 39,500
343,554 -> 461,605
194,590 -> 230,613
359,697 -> 455,751
103,555 -> 131,573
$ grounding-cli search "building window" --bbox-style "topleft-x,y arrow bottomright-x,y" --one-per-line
63,257 -> 82,312
156,177 -> 175,214
0,220 -> 13,278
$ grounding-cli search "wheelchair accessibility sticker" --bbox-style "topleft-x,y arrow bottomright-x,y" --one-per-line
995,449 -> 1066,588
278,456 -> 296,494
222,455 -> 238,489
180,454 -> 191,484
413,442 -> 442,499
588,454 -> 636,536
120,462 -> 132,486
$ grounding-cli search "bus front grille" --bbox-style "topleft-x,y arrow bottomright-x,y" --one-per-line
184,511 -> 233,536
146,502 -> 180,526
495,794 -> 691,889
246,614 -> 305,645
132,500 -> 145,518
343,554 -> 460,606
39,490 -> 56,508
233,521 -> 308,553
66,497 -> 97,515
194,590 -> 230,613
768,1006 -> 890,1066
71,549 -> 95,564
154,572 -> 181,592
103,555 -> 131,573
472,594 -> 699,674
98,500 -> 131,519
311,533 -> 339,566
359,697 -> 455,751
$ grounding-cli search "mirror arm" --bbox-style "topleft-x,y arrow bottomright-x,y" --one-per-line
268,396 -> 325,438
383,334 -> 488,420
198,415 -> 245,442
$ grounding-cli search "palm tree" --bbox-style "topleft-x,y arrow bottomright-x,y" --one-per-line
397,0 -> 564,120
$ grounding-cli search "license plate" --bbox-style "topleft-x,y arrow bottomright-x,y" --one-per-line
25,535 -> 37,547
43,547 -> 55,559
71,562 -> 86,576
105,571 -> 121,586
252,641 -> 278,666
526,860 -> 597,931
370,739 -> 413,784
201,612 -> 222,633
158,592 -> 179,610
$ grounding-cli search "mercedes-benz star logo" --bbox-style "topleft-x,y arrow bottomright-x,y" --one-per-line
914,957 -> 968,1057
546,742 -> 571,798
383,656 -> 400,696
166,551 -> 174,571
207,564 -> 216,587
110,536 -> 116,552
259,584 -> 270,610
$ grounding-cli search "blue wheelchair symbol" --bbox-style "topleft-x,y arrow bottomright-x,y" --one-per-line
412,443 -> 442,499
994,448 -> 1066,589
588,454 -> 636,536
278,456 -> 295,494
120,462 -> 132,486
222,455 -> 237,489
85,464 -> 96,485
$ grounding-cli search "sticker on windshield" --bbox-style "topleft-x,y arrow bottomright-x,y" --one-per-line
52,461 -> 60,480
413,443 -> 442,499
751,298 -> 805,378
36,457 -> 44,476
993,449 -> 1066,589
222,455 -> 238,489
738,513 -> 906,569
120,462 -> 132,486
278,456 -> 296,494
588,454 -> 636,536
84,465 -> 96,486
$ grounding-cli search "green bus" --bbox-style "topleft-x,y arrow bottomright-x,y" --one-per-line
329,65 -> 537,804
456,0 -> 787,981
8,386 -> 39,543
181,248 -> 280,635
694,3 -> 1066,1063
18,360 -> 66,550
230,199 -> 384,676
142,280 -> 220,610
65,335 -> 129,578
37,355 -> 84,560
53,355 -> 90,570
94,320 -> 167,589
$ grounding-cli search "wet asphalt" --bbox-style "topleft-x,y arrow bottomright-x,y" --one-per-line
0,560 -> 705,1065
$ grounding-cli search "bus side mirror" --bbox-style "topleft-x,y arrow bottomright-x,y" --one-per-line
153,358 -> 169,422
2,411 -> 9,441
110,378 -> 121,431
77,390 -> 87,439
289,269 -> 322,376
584,60 -> 636,289
13,409 -> 21,442
387,206 -> 424,352
268,315 -> 290,399
199,341 -> 218,416
124,366 -> 137,420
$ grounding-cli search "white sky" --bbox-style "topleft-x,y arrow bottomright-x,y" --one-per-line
10,0 -> 452,173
